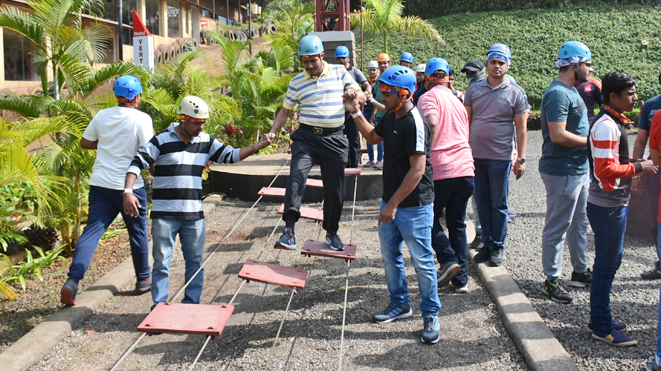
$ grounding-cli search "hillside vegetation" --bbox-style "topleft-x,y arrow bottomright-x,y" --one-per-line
360,4 -> 661,108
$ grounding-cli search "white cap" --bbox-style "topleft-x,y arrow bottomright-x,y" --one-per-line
178,96 -> 209,119
415,64 -> 426,73
367,60 -> 378,69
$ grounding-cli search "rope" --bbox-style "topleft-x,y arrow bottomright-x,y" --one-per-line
109,333 -> 146,371
110,159 -> 290,371
265,288 -> 297,367
189,335 -> 212,371
170,159 -> 289,303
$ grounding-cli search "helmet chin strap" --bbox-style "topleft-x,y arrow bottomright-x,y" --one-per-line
394,93 -> 410,112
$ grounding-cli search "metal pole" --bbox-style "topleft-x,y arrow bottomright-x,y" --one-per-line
248,0 -> 252,55
117,0 -> 124,61
360,0 -> 363,71
226,0 -> 229,25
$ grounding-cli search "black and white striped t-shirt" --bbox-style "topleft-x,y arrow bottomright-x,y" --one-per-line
128,123 -> 241,220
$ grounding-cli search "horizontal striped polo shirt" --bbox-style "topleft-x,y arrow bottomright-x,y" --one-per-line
283,61 -> 360,128
128,123 -> 241,220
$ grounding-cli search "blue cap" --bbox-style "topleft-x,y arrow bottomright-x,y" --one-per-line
379,66 -> 416,93
487,44 -> 512,59
113,76 -> 142,99
335,46 -> 350,58
298,35 -> 324,56
425,58 -> 450,76
558,41 -> 592,60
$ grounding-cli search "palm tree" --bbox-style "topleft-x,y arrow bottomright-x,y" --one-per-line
263,0 -> 314,70
352,0 -> 444,54
0,0 -> 112,100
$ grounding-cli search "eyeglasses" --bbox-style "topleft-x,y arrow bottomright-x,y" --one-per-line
378,61 -> 390,65
380,83 -> 408,95
300,54 -> 320,60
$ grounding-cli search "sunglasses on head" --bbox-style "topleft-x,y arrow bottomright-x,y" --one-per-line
180,115 -> 206,124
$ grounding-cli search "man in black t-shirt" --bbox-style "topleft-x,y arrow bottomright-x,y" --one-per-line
342,66 -> 440,345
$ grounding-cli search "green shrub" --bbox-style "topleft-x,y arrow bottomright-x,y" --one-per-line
404,0 -> 657,19
360,4 -> 661,107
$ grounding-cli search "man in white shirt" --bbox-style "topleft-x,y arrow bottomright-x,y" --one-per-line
60,76 -> 153,305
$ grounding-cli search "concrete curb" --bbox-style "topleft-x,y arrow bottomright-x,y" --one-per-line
0,194 -> 224,371
466,222 -> 579,371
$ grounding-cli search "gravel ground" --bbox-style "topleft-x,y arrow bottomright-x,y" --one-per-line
29,196 -> 528,370
505,130 -> 659,371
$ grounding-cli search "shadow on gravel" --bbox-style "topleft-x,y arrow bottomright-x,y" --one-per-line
208,242 -> 253,252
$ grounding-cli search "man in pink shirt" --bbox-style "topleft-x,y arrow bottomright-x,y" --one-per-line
418,58 -> 475,293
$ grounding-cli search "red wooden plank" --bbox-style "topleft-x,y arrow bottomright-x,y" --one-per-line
300,240 -> 357,261
238,259 -> 308,290
258,187 -> 286,197
137,303 -> 234,336
306,178 -> 323,188
278,204 -> 323,222
345,168 -> 362,176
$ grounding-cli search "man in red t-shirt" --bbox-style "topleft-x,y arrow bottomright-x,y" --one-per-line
575,76 -> 603,123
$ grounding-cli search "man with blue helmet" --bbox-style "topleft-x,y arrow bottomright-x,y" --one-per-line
538,41 -> 594,304
343,65 -> 440,345
60,76 -> 153,305
264,35 -> 366,252
466,43 -> 529,268
418,58 -> 475,293
400,52 -> 414,68
335,45 -> 370,168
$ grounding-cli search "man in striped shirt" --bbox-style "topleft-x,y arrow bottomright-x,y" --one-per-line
587,72 -> 656,346
123,96 -> 270,309
264,35 -> 365,252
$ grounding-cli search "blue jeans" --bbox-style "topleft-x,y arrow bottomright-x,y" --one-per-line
656,222 -> 661,365
540,172 -> 589,280
68,186 -> 150,284
587,202 -> 628,337
378,200 -> 440,316
152,218 -> 206,306
473,159 -> 511,251
645,173 -> 661,269
431,177 -> 474,286
368,116 -> 384,162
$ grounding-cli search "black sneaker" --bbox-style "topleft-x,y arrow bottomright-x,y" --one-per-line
489,247 -> 503,266
325,232 -> 344,251
274,228 -> 296,250
469,233 -> 483,249
135,275 -> 152,294
543,279 -> 573,304
473,247 -> 491,263
641,268 -> 661,280
437,261 -> 460,288
569,269 -> 592,288
61,278 -> 78,306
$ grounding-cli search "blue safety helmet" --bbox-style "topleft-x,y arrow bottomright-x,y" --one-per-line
335,46 -> 350,58
558,41 -> 592,60
298,35 -> 324,56
425,58 -> 450,76
400,52 -> 414,64
379,66 -> 416,93
113,76 -> 142,99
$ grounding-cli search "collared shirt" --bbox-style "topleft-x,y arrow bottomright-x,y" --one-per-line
418,85 -> 474,180
283,61 -> 360,128
464,77 -> 529,160
128,123 -> 241,220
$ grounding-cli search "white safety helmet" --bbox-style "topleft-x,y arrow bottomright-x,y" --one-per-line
178,96 -> 209,119
367,60 -> 378,69
415,64 -> 426,73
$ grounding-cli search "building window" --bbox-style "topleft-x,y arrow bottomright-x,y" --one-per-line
183,4 -> 188,35
167,0 -> 181,38
145,0 -> 161,36
201,9 -> 212,18
3,29 -> 39,81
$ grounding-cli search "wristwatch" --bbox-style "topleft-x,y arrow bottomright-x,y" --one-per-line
517,158 -> 526,164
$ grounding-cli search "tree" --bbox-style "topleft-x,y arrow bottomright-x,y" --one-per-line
353,0 -> 444,53
263,0 -> 314,70
0,0 -> 112,100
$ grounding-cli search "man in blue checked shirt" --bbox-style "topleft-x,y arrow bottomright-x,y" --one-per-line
263,35 -> 366,252
123,96 -> 271,309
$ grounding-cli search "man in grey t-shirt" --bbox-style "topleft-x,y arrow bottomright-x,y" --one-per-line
336,46 -> 370,167
464,43 -> 529,267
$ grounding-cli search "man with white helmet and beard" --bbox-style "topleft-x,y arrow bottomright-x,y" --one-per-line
123,96 -> 271,309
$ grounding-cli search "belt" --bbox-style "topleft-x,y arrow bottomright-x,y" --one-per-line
299,123 -> 344,135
